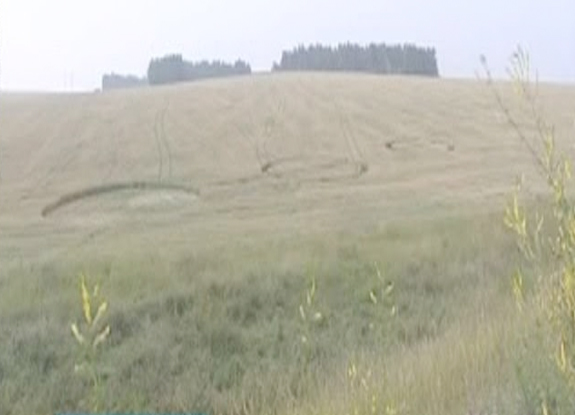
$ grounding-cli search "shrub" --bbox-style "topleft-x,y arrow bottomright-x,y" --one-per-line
486,47 -> 575,414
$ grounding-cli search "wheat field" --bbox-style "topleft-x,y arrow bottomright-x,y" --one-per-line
2,73 -> 574,261
2,73 -> 575,414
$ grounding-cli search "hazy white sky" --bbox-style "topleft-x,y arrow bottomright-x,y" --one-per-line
1,0 -> 574,91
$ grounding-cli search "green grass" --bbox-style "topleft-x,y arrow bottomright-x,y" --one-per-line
0,208 -> 532,415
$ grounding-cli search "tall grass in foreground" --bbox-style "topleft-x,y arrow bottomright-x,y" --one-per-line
0,212 -> 520,415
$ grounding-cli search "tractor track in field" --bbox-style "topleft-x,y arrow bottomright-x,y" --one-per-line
41,181 -> 199,217
153,102 -> 174,181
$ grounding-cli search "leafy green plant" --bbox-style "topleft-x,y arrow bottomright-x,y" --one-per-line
298,273 -> 324,346
368,262 -> 396,316
71,273 -> 111,411
484,46 -> 575,414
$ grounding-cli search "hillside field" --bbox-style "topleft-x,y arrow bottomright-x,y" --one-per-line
2,73 -> 575,414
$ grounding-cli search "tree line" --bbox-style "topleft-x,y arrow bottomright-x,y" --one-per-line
273,43 -> 439,76
101,73 -> 147,91
146,54 -> 251,86
101,42 -> 439,90
101,55 -> 251,90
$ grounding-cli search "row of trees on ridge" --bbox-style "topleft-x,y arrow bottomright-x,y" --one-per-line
101,42 -> 439,89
